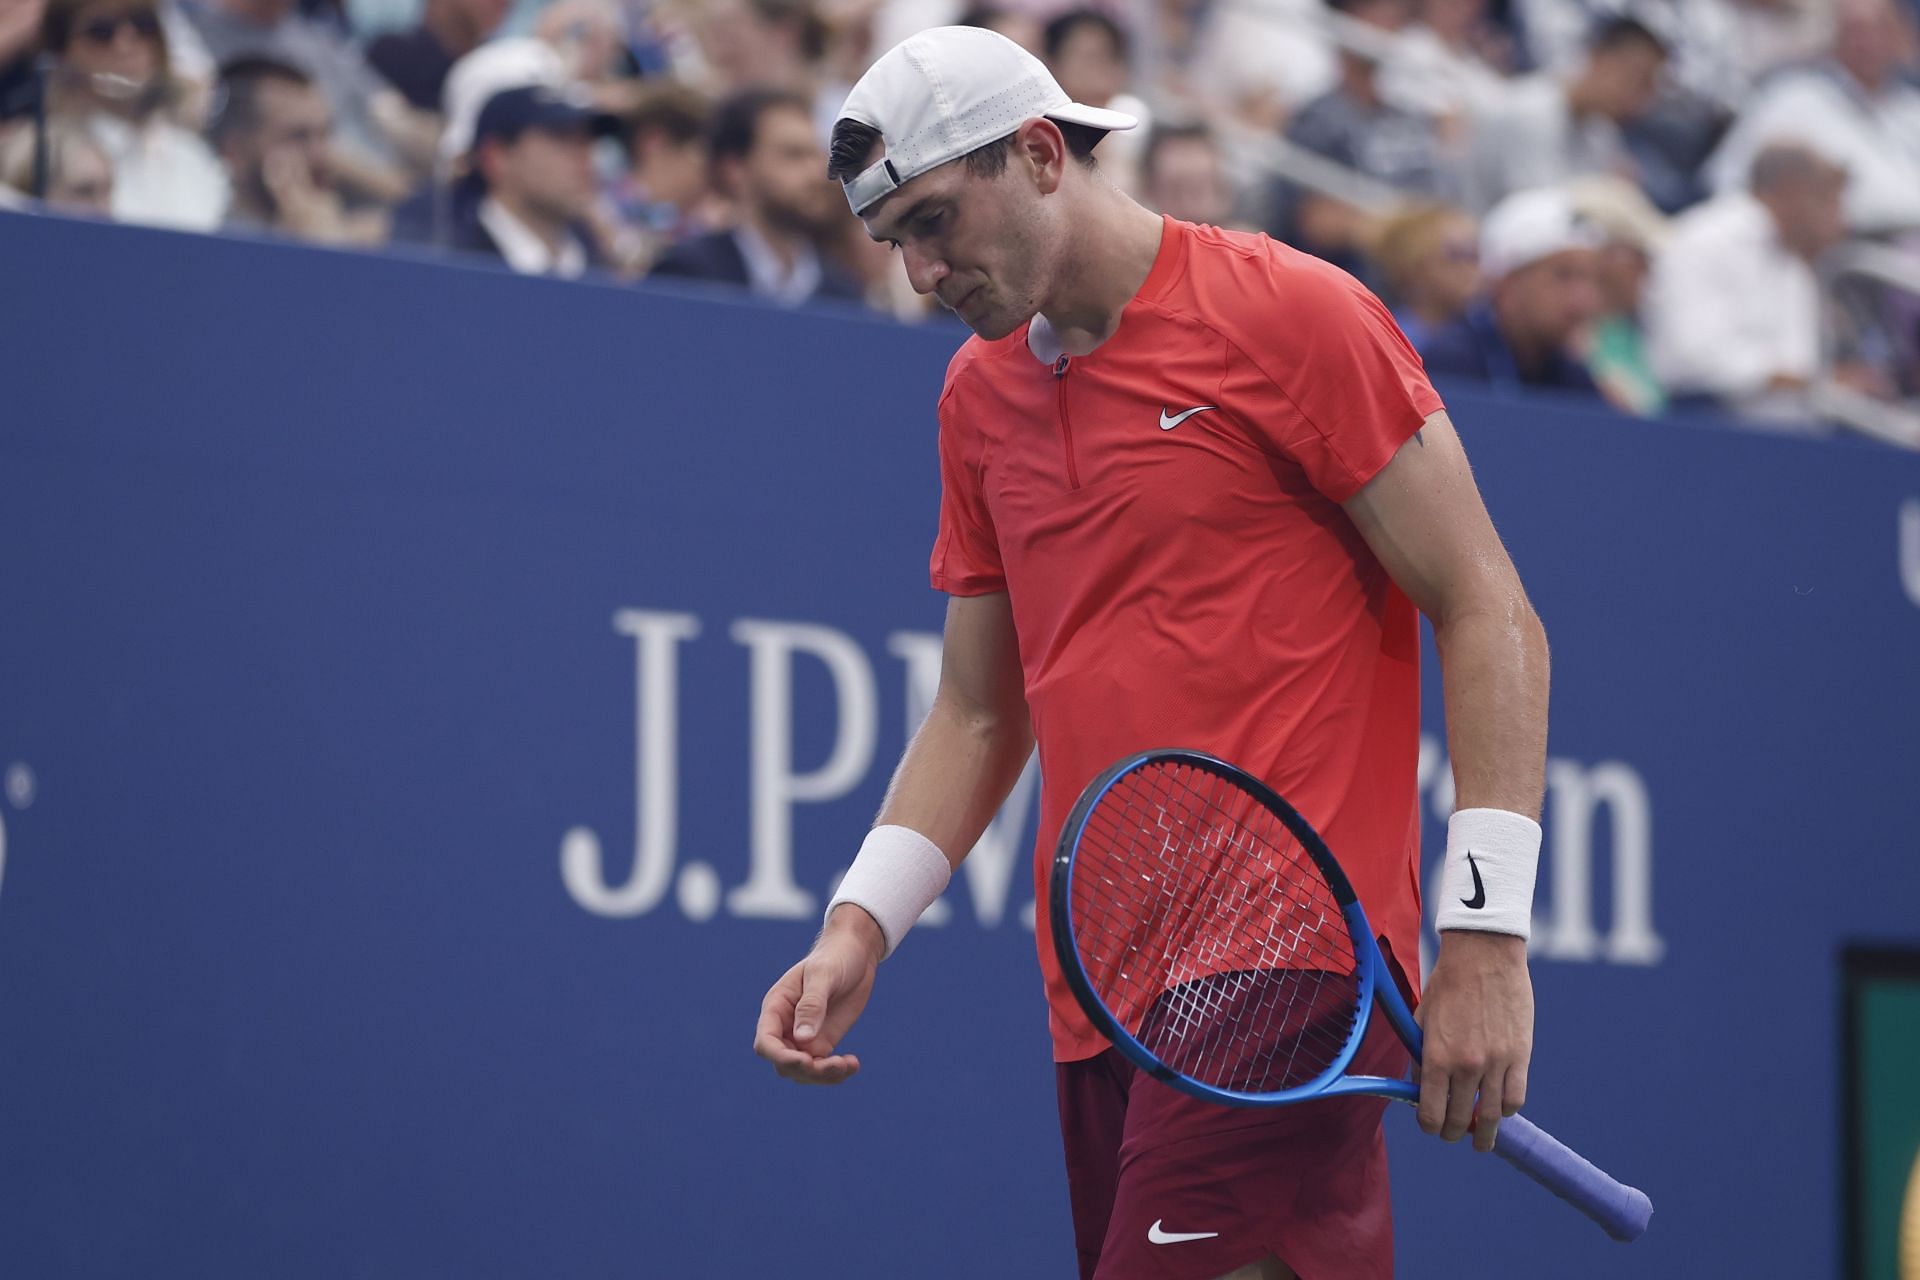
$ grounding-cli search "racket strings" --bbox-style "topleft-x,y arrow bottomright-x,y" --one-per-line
1071,761 -> 1362,1094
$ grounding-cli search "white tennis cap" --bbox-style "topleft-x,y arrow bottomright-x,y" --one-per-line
1479,186 -> 1605,279
836,25 -> 1138,215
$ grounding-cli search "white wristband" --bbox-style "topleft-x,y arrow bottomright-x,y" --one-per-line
825,825 -> 952,959
1434,807 -> 1541,939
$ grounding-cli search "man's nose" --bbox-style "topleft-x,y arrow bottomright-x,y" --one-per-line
902,244 -> 948,296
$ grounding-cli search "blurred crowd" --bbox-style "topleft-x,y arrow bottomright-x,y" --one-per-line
3,0 -> 1919,432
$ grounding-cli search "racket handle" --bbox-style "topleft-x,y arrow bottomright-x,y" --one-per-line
1491,1114 -> 1653,1242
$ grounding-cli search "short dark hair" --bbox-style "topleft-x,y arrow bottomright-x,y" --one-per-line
208,56 -> 313,148
826,116 -> 1104,190
709,87 -> 812,166
624,82 -> 710,151
1041,8 -> 1129,65
1142,120 -> 1213,181
1587,14 -> 1666,57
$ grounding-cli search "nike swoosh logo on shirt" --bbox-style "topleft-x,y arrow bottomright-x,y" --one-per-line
1159,405 -> 1216,430
1148,1220 -> 1220,1244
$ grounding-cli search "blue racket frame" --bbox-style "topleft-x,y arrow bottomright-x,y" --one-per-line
1050,748 -> 1421,1109
1049,748 -> 1654,1244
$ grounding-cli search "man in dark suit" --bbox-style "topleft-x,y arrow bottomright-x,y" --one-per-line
650,88 -> 864,307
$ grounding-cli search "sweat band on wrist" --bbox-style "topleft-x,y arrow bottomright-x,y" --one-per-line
825,824 -> 952,959
1434,807 -> 1541,939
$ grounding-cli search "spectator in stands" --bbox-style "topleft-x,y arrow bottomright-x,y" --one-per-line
1705,0 -> 1920,235
211,55 -> 383,244
38,0 -> 227,227
1366,201 -> 1479,349
1565,175 -> 1669,416
611,80 -> 714,249
364,0 -> 510,114
0,113 -> 114,211
1419,185 -> 1604,394
1139,120 -> 1239,229
453,83 -> 601,277
690,0 -> 843,135
1270,0 -> 1454,277
1381,0 -> 1516,121
1465,15 -> 1668,213
1042,9 -> 1147,191
182,0 -> 437,195
649,87 -> 861,306
1646,142 -> 1851,424
1187,0 -> 1337,134
956,4 -> 1042,55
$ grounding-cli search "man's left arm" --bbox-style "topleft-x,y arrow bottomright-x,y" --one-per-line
1343,408 -> 1550,1155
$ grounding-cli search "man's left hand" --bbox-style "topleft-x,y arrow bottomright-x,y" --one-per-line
1415,930 -> 1533,1153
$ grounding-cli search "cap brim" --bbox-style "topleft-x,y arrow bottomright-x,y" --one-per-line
1045,102 -> 1139,133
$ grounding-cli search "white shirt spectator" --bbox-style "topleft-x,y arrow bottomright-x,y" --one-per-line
1465,72 -> 1631,212
1705,67 -> 1920,234
1189,0 -> 1337,117
86,112 -> 230,230
1516,0 -> 1829,106
1645,189 -> 1820,422
478,194 -> 587,277
1380,22 -> 1511,120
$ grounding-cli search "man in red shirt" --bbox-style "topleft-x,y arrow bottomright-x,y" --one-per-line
753,26 -> 1550,1280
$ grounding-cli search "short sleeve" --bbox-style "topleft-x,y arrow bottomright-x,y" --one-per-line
929,383 -> 1007,596
1234,257 -> 1445,503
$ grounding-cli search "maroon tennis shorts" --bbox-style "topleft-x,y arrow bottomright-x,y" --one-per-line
1055,987 -> 1412,1279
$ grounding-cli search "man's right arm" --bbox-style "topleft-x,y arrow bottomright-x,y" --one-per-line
754,591 -> 1031,1083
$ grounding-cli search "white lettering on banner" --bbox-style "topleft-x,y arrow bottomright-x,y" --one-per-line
727,619 -> 878,919
562,611 -> 701,917
1901,498 -> 1920,608
1418,736 -> 1663,972
887,631 -> 1040,929
560,613 -> 1656,970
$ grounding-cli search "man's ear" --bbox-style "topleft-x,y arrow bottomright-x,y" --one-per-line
1015,117 -> 1069,195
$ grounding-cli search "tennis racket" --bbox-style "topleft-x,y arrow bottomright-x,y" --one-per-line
1048,748 -> 1653,1243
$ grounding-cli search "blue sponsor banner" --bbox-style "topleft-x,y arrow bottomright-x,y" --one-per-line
3,211 -> 1918,1277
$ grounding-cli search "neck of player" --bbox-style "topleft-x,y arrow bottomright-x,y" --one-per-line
1037,192 -> 1166,357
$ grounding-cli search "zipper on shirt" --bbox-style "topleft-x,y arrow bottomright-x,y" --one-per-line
1054,355 -> 1081,489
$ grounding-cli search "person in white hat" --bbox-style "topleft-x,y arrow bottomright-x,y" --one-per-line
1419,186 -> 1605,395
754,26 -> 1551,1280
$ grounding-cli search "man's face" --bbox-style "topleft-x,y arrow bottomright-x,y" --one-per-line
448,0 -> 512,42
1833,0 -> 1899,90
738,104 -> 838,232
1497,248 -> 1602,350
636,130 -> 707,210
248,78 -> 334,192
1767,170 -> 1847,262
860,133 -> 1057,341
1144,136 -> 1230,227
1589,42 -> 1665,121
493,124 -> 597,223
1050,21 -> 1127,108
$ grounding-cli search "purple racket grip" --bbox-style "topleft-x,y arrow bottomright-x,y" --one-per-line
1492,1114 -> 1653,1241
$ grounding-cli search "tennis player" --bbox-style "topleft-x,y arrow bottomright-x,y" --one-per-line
753,27 -> 1550,1280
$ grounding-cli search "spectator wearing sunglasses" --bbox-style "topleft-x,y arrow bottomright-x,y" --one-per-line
38,0 -> 228,228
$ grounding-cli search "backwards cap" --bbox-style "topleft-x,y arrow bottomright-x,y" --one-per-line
836,25 -> 1137,215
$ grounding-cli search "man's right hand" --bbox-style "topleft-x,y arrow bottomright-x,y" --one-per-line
752,906 -> 884,1085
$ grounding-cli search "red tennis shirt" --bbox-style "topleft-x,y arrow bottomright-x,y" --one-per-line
930,217 -> 1446,1063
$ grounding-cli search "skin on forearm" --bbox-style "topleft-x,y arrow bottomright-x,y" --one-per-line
823,593 -> 1033,946
1431,600 -> 1549,821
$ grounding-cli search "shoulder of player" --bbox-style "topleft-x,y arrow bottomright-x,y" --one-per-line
1156,227 -> 1385,362
938,326 -> 1032,411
